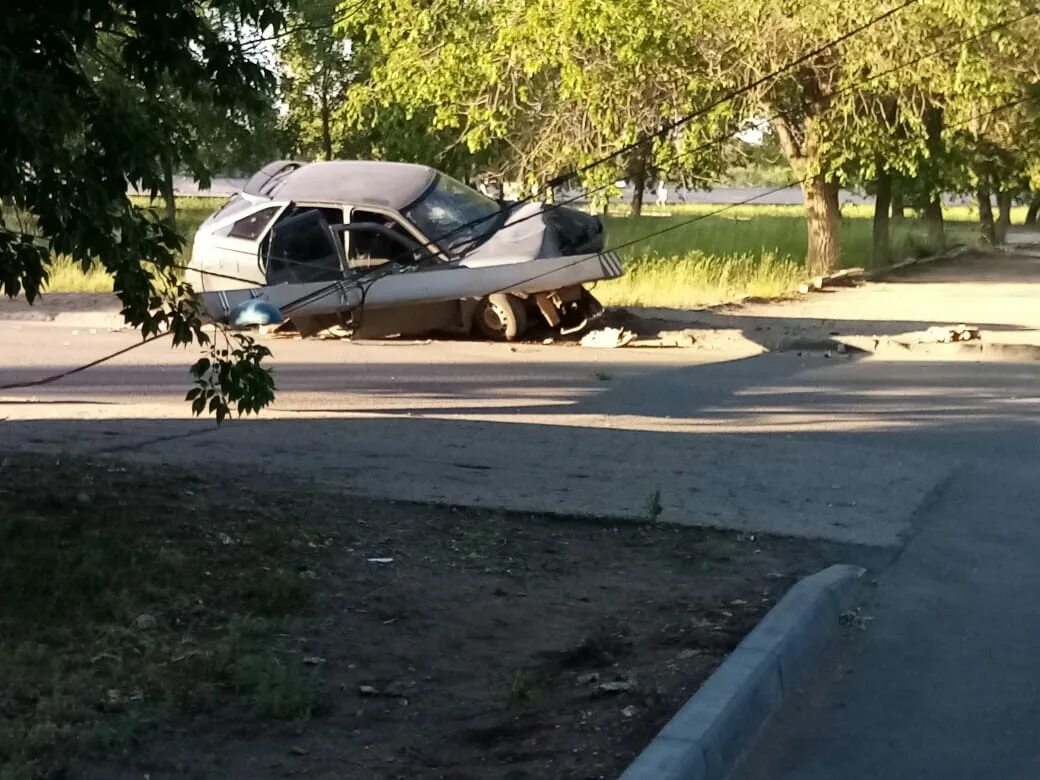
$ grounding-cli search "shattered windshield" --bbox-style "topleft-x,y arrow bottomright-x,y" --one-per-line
402,174 -> 503,255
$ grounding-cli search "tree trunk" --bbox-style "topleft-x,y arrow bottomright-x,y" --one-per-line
995,190 -> 1012,244
160,155 -> 176,230
825,180 -> 841,219
803,176 -> 842,275
977,184 -> 995,245
873,163 -> 892,267
602,196 -> 610,216
1025,197 -> 1040,225
891,178 -> 906,222
320,97 -> 333,161
772,116 -> 841,273
923,198 -> 944,249
629,153 -> 647,218
922,105 -> 945,249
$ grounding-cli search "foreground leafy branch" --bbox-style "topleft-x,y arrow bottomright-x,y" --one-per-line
188,333 -> 276,424
0,0 -> 289,420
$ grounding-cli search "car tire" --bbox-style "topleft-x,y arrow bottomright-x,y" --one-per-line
475,293 -> 528,341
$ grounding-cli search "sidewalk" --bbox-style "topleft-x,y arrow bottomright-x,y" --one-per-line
734,451 -> 1040,779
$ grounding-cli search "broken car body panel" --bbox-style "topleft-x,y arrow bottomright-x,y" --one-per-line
186,160 -> 623,340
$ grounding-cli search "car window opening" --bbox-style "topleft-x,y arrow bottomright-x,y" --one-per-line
265,208 -> 345,285
348,210 -> 426,270
223,206 -> 282,240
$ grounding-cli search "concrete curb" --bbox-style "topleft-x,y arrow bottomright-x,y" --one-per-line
620,563 -> 865,780
863,243 -> 971,281
0,310 -> 126,329
775,335 -> 1040,361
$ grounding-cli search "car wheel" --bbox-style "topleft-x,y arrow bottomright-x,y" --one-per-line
475,293 -> 528,341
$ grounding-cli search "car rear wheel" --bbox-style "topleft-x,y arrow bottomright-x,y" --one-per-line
475,293 -> 528,341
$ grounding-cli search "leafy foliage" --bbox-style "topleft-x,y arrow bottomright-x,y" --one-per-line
188,334 -> 276,424
0,1 -> 289,419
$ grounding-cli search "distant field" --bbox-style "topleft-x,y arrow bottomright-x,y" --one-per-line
43,195 -> 992,309
46,198 -> 222,293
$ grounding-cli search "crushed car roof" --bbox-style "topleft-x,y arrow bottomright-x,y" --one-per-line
243,160 -> 438,210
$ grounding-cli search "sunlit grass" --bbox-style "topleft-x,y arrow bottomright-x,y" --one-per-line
594,251 -> 804,309
45,258 -> 117,293
596,207 -> 964,308
42,205 -> 215,293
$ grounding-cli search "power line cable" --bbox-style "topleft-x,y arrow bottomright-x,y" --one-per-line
235,1 -> 365,50
0,332 -> 171,391
165,8 -> 1040,323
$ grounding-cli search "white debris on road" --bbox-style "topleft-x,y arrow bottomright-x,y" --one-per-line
580,327 -> 637,348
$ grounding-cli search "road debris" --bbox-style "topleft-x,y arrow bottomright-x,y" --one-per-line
598,678 -> 636,695
655,329 -> 698,347
580,327 -> 637,349
918,324 -> 981,343
799,267 -> 865,294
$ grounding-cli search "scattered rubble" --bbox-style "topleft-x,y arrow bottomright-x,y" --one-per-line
918,324 -> 981,344
799,267 -> 865,294
598,677 -> 637,695
580,327 -> 637,349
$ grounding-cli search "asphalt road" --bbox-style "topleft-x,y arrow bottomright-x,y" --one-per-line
3,251 -> 1040,549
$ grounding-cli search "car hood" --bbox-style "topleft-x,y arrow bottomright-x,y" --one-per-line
459,203 -> 604,268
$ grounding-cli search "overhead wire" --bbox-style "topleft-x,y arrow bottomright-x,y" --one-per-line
234,0 -> 365,50
6,90 -> 1037,394
393,0 -> 924,251
472,89 -> 1040,298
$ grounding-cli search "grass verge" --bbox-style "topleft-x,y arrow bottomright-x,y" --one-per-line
594,250 -> 804,309
0,453 -> 872,780
0,456 -> 327,779
598,208 -> 955,308
41,200 -> 222,294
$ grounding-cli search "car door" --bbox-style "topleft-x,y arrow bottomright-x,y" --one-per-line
345,207 -> 441,271
262,205 -> 349,285
191,200 -> 293,291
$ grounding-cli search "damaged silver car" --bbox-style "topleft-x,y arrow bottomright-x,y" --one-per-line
186,160 -> 623,340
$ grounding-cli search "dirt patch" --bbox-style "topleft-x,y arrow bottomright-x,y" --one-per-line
0,453 -> 881,780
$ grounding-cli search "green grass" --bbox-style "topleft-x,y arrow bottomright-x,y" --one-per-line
594,250 -> 804,308
597,206 -> 936,308
0,457 -> 327,779
41,198 -> 224,294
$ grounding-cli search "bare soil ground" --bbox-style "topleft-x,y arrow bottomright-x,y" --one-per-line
0,454 -> 880,780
